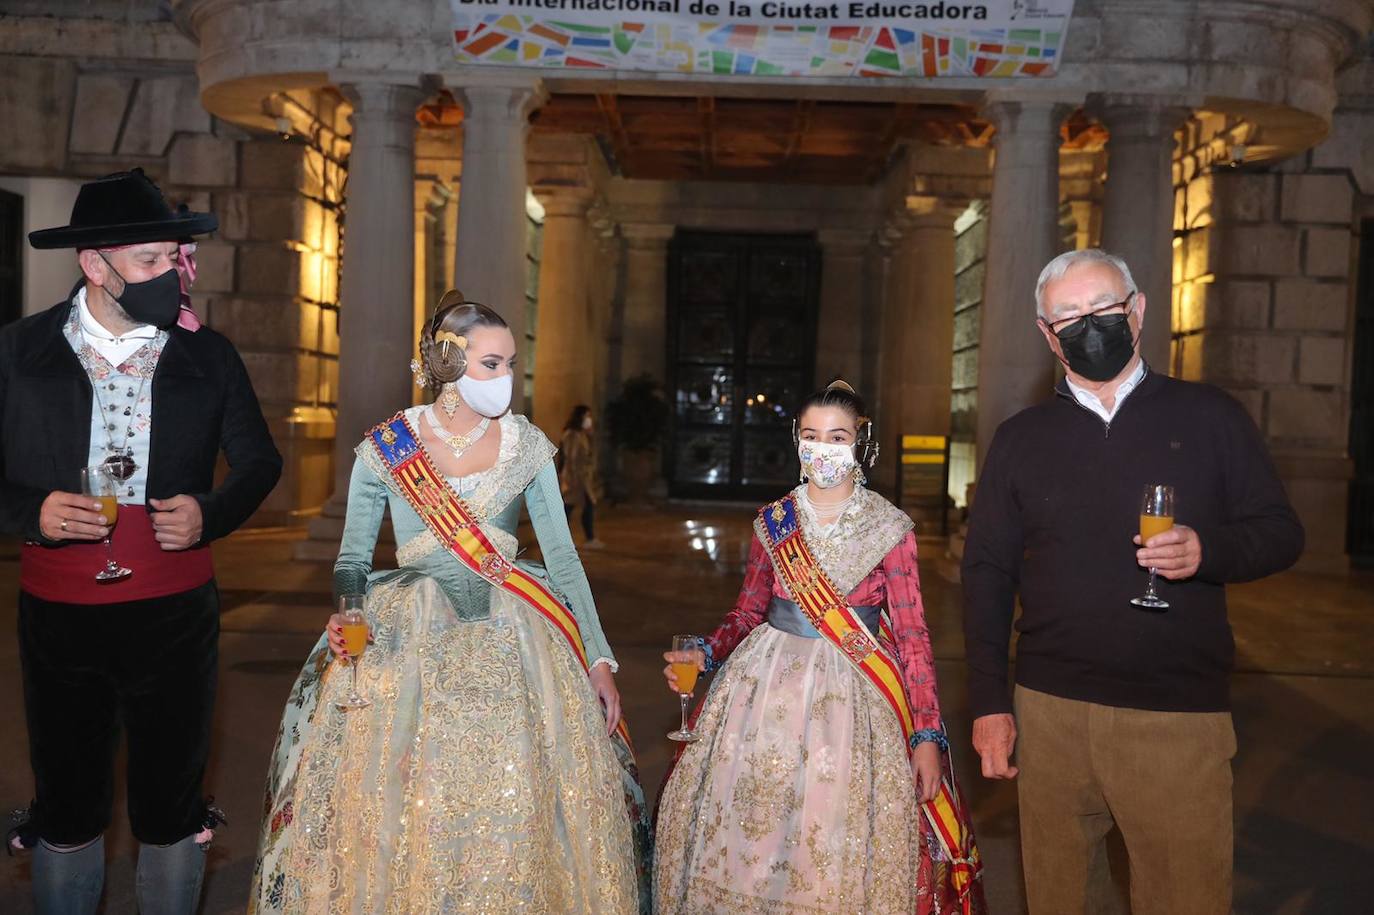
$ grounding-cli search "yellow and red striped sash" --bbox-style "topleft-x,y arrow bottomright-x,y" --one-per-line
368,413 -> 632,748
758,494 -> 981,909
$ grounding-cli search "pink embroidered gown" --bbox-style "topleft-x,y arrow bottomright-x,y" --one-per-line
653,486 -> 947,914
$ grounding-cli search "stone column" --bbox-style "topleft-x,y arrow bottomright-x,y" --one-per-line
975,99 -> 1071,469
586,206 -> 620,417
531,185 -> 594,438
616,223 -> 675,387
874,216 -> 913,496
874,202 -> 961,516
815,229 -> 870,388
1097,96 -> 1190,374
901,201 -> 963,438
298,80 -> 423,559
453,77 -> 547,413
860,239 -> 888,398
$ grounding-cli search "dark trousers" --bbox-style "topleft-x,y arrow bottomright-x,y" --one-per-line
564,500 -> 596,540
18,581 -> 220,846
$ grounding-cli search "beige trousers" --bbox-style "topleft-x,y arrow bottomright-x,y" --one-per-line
1014,685 -> 1236,915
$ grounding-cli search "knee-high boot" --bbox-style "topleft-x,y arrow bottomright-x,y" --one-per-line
136,834 -> 207,915
32,835 -> 105,915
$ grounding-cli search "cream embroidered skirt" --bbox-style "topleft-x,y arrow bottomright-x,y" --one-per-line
654,624 -> 922,914
249,573 -> 645,914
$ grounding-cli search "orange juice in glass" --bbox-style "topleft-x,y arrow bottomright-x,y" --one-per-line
336,595 -> 372,710
1139,513 -> 1173,543
341,621 -> 369,657
95,495 -> 119,527
1131,484 -> 1175,611
670,659 -> 700,696
667,634 -> 702,743
81,466 -> 130,582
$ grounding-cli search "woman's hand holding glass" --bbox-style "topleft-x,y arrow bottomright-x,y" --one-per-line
329,595 -> 372,710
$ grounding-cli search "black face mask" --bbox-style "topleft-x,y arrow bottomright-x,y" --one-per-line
100,254 -> 181,329
1053,310 -> 1138,382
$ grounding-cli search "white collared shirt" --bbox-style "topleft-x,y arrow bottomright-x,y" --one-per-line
1066,358 -> 1147,423
75,286 -> 157,367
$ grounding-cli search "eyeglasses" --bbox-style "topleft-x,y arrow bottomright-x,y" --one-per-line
1041,292 -> 1136,338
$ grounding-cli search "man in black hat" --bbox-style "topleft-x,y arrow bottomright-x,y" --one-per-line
0,168 -> 282,913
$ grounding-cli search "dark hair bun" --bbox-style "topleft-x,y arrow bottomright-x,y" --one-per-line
419,290 -> 509,385
798,378 -> 868,423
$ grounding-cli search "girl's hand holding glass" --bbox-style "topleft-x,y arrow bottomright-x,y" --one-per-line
662,647 -> 705,694
664,637 -> 705,743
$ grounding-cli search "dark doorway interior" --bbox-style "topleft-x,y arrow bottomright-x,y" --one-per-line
1348,219 -> 1374,567
0,189 -> 22,328
666,231 -> 820,501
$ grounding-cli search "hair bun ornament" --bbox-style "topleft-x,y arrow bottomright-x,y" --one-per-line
423,294 -> 471,384
827,379 -> 856,394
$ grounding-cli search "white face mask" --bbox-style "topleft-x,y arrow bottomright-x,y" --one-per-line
798,440 -> 857,489
458,372 -> 513,418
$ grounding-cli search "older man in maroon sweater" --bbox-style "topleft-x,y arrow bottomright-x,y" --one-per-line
962,248 -> 1304,915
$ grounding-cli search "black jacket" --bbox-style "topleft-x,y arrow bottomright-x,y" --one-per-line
0,299 -> 283,544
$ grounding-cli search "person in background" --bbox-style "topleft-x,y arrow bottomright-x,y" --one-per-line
560,403 -> 606,549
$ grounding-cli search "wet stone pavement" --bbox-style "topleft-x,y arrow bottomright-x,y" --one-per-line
1,505 -> 1372,913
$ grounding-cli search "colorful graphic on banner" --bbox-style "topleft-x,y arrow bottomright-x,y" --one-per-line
451,0 -> 1074,78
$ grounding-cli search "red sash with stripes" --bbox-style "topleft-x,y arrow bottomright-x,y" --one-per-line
367,413 -> 632,749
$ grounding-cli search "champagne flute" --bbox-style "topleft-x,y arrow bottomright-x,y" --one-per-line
81,465 -> 130,582
667,634 -> 702,743
1131,484 -> 1175,610
336,595 -> 372,710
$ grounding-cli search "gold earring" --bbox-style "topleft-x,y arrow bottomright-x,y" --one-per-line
439,382 -> 461,418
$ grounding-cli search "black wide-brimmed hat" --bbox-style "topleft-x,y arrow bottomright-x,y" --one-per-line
28,167 -> 217,250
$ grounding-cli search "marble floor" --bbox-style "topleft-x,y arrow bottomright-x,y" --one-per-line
1,505 -> 1371,913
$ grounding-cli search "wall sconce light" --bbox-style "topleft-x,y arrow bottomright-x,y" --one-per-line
1228,143 -> 1246,168
276,116 -> 293,141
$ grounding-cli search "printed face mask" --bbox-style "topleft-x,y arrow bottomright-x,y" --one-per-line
101,254 -> 181,329
457,372 -> 513,418
798,440 -> 857,489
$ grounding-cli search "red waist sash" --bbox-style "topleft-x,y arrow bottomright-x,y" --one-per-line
20,505 -> 214,605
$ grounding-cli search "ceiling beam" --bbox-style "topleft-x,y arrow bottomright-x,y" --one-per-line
595,93 -> 633,172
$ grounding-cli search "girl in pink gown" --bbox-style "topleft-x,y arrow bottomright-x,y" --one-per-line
654,381 -> 984,915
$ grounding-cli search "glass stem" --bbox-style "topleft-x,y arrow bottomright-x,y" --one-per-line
103,536 -> 116,569
679,693 -> 690,732
351,657 -> 360,697
1146,567 -> 1158,598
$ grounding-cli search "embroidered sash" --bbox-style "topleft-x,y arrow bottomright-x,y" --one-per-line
757,493 -> 982,910
367,413 -> 633,751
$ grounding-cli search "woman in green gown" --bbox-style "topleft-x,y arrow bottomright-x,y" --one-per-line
249,294 -> 649,913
